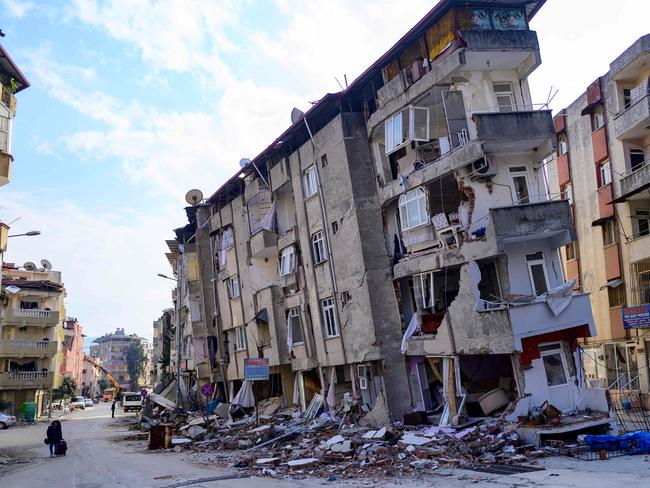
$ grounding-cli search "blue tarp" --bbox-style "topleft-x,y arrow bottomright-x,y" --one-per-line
583,431 -> 650,454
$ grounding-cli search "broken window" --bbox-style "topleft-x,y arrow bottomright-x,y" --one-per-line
279,246 -> 297,276
287,308 -> 304,345
508,166 -> 530,204
384,106 -> 430,154
303,166 -> 318,198
398,187 -> 429,231
541,351 -> 568,386
311,231 -> 327,264
414,272 -> 435,310
320,297 -> 338,337
477,260 -> 502,302
493,82 -> 516,112
247,188 -> 274,235
526,252 -> 549,296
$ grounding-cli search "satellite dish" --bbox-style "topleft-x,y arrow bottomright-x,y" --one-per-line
291,107 -> 305,124
41,259 -> 53,271
23,262 -> 37,271
184,189 -> 204,206
239,158 -> 251,168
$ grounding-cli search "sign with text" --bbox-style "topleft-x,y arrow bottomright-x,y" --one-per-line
622,305 -> 650,329
244,358 -> 269,381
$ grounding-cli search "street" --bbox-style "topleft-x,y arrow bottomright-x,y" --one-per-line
0,402 -> 649,487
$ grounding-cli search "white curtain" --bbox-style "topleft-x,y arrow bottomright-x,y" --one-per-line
400,313 -> 422,353
326,367 -> 337,410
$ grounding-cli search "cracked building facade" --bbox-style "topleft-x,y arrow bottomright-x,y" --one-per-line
158,0 -> 609,425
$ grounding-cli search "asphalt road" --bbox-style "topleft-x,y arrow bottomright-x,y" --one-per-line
1,403 -> 649,488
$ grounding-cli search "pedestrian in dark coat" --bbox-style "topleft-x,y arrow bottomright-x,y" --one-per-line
46,420 -> 63,457
111,400 -> 116,418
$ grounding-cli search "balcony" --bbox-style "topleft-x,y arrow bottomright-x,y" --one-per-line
617,161 -> 650,202
0,371 -> 55,389
491,200 -> 575,252
0,340 -> 57,358
3,309 -> 60,327
614,94 -> 650,140
509,293 -> 595,350
250,229 -> 277,259
474,110 -> 555,157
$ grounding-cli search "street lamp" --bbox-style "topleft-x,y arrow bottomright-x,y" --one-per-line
157,272 -> 182,409
8,230 -> 41,237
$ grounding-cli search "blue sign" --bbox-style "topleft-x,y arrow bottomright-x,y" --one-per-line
622,305 -> 650,329
244,358 -> 269,381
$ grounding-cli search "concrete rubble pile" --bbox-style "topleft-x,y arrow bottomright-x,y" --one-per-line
140,395 -> 550,481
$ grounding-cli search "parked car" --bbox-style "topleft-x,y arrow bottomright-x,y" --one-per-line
0,411 -> 17,429
48,399 -> 64,410
84,398 -> 94,408
69,396 -> 86,411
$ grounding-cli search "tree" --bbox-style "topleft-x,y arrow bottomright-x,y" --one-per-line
60,376 -> 77,398
98,379 -> 109,392
125,341 -> 146,391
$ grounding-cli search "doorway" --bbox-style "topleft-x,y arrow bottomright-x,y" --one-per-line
539,343 -> 574,412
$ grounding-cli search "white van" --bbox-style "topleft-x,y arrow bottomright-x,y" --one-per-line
121,392 -> 142,412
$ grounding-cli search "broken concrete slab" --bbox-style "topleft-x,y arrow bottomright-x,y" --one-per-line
286,458 -> 319,468
330,440 -> 353,454
399,433 -> 432,446
360,392 -> 390,428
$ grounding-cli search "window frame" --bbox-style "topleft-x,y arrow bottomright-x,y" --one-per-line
526,252 -> 550,296
415,272 -> 435,310
598,160 -> 612,187
384,105 -> 430,154
320,297 -> 339,338
565,242 -> 577,261
508,166 -> 531,205
398,187 -> 429,231
234,327 -> 246,351
493,82 -> 516,112
287,307 -> 304,345
603,220 -> 618,246
591,105 -> 605,131
303,165 -> 318,198
279,245 -> 297,276
557,133 -> 568,156
311,230 -> 327,265
633,209 -> 650,239
630,148 -> 645,173
226,275 -> 240,299
607,284 -> 626,308
562,182 -> 573,206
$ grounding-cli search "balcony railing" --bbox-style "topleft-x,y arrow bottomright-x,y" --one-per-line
0,371 -> 54,389
0,340 -> 58,357
474,109 -> 555,157
3,309 -> 60,327
617,159 -> 650,201
613,93 -> 650,140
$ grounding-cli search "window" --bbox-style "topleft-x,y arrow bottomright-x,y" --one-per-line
398,187 -> 429,231
603,220 -> 618,246
279,246 -> 297,276
478,260 -> 502,302
608,284 -> 626,308
493,82 -> 516,112
235,327 -> 246,351
542,351 -> 568,386
415,272 -> 434,309
321,297 -> 339,337
598,160 -> 611,187
565,242 -> 577,261
623,88 -> 632,110
562,182 -> 573,206
633,209 -> 650,239
558,133 -> 568,156
384,106 -> 430,154
508,166 -> 530,204
591,104 -> 605,131
311,231 -> 327,264
221,227 -> 234,249
630,148 -> 645,173
632,258 -> 650,306
20,301 -> 39,309
287,308 -> 303,345
247,189 -> 273,235
526,252 -> 549,296
321,154 -> 328,168
226,275 -> 240,299
303,166 -> 318,198
331,221 -> 339,234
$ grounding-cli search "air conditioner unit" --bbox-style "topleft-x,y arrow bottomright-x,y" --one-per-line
467,157 -> 497,179
359,377 -> 368,390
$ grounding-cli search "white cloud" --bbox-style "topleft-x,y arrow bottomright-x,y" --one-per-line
1,0 -> 34,18
1,190 -> 177,339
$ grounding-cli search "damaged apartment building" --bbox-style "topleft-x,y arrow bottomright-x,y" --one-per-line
160,0 -> 611,433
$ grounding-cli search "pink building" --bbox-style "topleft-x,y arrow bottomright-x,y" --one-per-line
60,318 -> 84,390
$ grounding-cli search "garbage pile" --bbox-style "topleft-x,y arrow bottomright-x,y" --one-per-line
141,394 -> 547,481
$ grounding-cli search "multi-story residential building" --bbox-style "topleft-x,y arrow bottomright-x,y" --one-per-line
0,41 -> 30,188
60,317 -> 84,389
548,34 -> 650,392
90,328 -> 148,391
81,354 -> 102,397
0,263 -> 65,416
161,0 -> 609,429
152,309 -> 173,385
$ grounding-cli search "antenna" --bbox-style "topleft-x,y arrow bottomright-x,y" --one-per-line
290,107 -> 304,125
184,189 -> 204,206
41,259 -> 53,271
239,158 -> 251,168
23,262 -> 37,271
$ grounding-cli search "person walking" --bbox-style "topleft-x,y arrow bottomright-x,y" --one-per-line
45,420 -> 63,458
111,400 -> 116,418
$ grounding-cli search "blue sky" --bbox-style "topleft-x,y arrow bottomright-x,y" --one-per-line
1,0 -> 647,340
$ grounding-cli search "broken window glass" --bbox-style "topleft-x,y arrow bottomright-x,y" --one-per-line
542,352 -> 568,386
